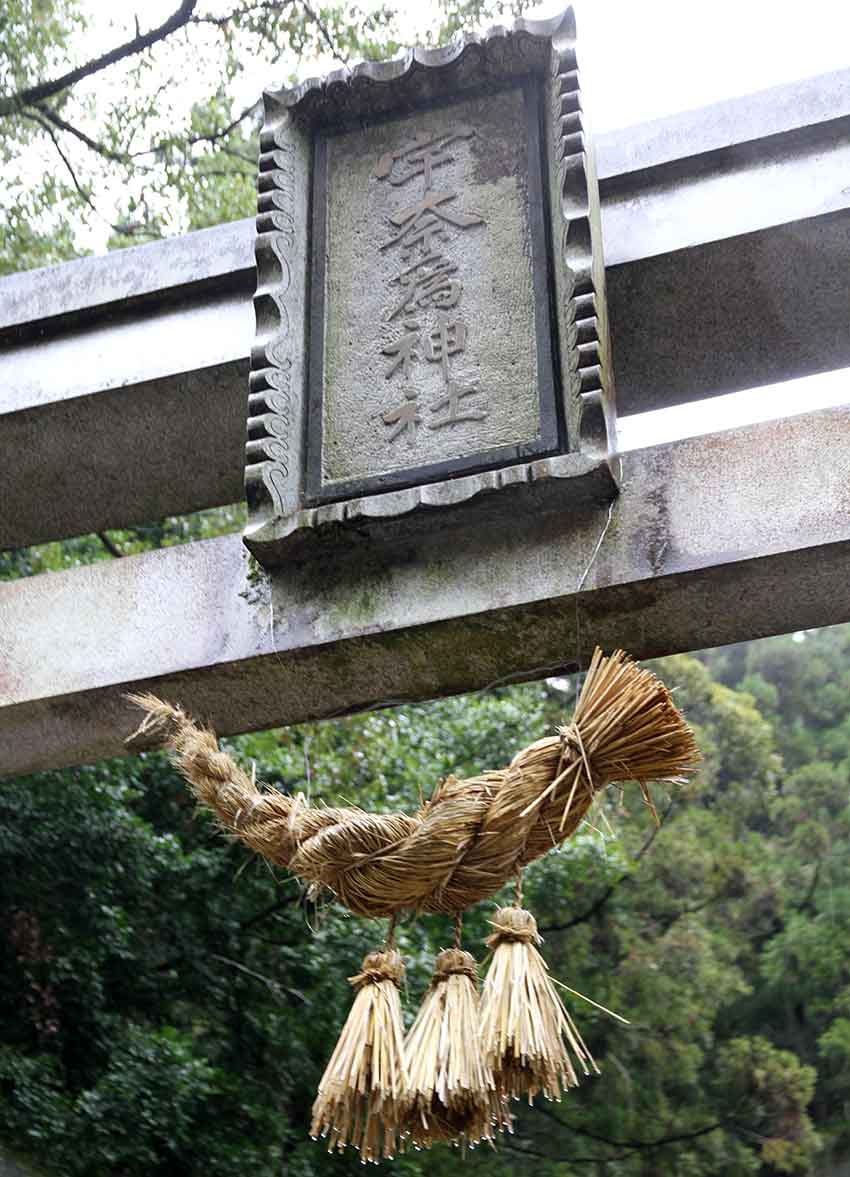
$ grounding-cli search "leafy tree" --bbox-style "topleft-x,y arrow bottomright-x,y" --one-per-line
4,629 -> 850,1175
0,0 -> 510,274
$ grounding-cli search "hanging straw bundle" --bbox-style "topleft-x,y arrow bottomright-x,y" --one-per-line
479,906 -> 599,1103
311,948 -> 408,1163
403,947 -> 510,1149
125,647 -> 700,1159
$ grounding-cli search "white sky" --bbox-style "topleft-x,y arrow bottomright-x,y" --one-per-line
618,369 -> 850,452
333,0 -> 850,132
550,0 -> 850,131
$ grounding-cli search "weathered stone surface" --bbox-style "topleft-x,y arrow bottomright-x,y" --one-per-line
2,408 -> 848,777
608,209 -> 850,414
0,218 -> 255,340
596,67 -> 850,179
601,107 -> 850,267
0,291 -> 252,548
317,84 -> 544,489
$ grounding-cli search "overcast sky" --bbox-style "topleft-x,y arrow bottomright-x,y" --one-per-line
531,0 -> 850,131
377,0 -> 850,132
539,0 -> 850,437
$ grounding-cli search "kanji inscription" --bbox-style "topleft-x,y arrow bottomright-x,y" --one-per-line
314,83 -> 552,494
378,124 -> 487,442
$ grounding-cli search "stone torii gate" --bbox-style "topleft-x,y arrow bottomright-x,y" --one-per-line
1,10 -> 849,777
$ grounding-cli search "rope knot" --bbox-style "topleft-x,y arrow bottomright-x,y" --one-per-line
432,947 -> 478,982
485,906 -> 541,946
348,949 -> 405,990
558,723 -> 582,756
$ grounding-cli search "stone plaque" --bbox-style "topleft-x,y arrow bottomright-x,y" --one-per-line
245,7 -> 618,565
308,81 -> 557,500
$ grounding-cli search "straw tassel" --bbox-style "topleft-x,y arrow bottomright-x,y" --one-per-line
403,947 -> 511,1149
479,907 -> 600,1103
311,948 -> 408,1163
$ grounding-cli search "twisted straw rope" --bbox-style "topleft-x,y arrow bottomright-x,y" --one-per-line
126,649 -> 700,917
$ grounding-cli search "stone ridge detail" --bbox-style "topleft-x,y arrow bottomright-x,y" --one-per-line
265,9 -> 577,124
246,451 -> 619,562
546,38 -> 616,457
246,129 -> 295,518
246,117 -> 310,524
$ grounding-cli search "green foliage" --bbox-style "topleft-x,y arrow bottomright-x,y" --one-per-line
2,627 -> 849,1174
0,1 -> 85,95
0,0 -> 524,273
0,503 -> 246,580
717,1038 -> 819,1174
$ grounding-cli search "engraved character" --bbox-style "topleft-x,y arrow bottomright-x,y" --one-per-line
381,190 -> 484,253
388,255 -> 461,321
382,320 -> 421,379
427,380 -> 487,430
375,126 -> 475,189
396,212 -> 446,259
423,317 -> 467,383
382,387 -> 421,444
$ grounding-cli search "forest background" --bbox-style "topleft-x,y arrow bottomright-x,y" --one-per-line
2,2 -> 849,1175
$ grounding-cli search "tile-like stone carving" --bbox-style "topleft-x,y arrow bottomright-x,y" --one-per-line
245,7 -> 617,565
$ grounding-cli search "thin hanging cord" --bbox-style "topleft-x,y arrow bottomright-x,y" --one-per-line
574,497 -> 616,677
385,911 -> 397,950
453,911 -> 463,948
515,868 -> 524,908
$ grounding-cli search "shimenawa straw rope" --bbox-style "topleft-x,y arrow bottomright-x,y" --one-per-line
125,648 -> 700,918
311,947 -> 408,1163
125,647 -> 700,1161
480,906 -> 599,1103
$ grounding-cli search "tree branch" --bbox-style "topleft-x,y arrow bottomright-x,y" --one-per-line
188,100 -> 261,148
23,97 -> 253,197
533,1103 -> 725,1152
238,894 -> 301,933
502,1138 -> 629,1164
215,143 -> 256,166
22,111 -> 98,218
650,886 -> 729,935
540,881 -> 618,935
125,99 -> 261,162
154,893 -> 300,974
19,110 -> 140,237
29,105 -> 128,164
191,0 -> 294,29
540,798 -> 676,934
97,532 -> 125,558
173,167 -> 253,184
0,0 -> 198,116
301,0 -> 350,71
795,859 -> 821,915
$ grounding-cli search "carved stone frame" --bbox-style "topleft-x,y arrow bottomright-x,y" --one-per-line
244,6 -> 617,565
